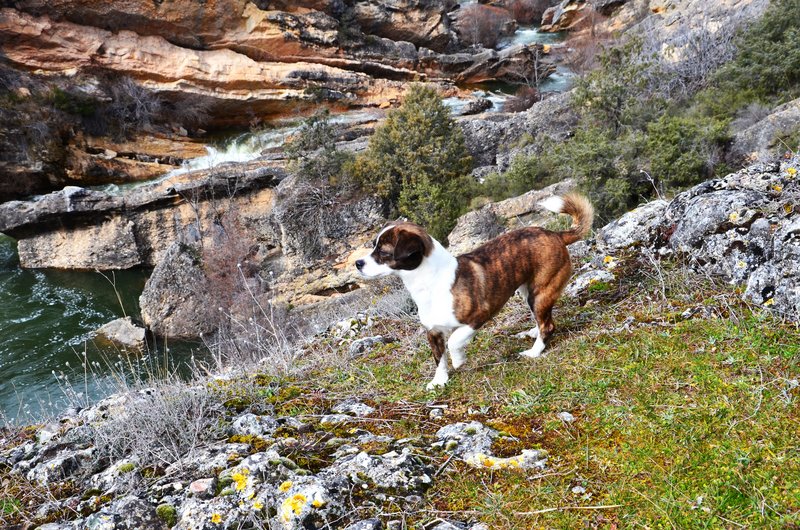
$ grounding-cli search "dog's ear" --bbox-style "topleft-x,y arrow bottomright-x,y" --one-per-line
393,228 -> 431,270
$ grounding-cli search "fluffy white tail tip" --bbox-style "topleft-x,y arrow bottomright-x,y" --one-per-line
539,196 -> 564,213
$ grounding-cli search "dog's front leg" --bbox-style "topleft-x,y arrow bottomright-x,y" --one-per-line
426,330 -> 449,390
447,326 -> 475,369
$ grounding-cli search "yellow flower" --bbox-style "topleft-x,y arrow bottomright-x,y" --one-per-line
232,470 -> 250,492
603,255 -> 614,264
729,211 -> 740,222
211,513 -> 222,524
785,203 -> 794,214
787,167 -> 797,178
278,480 -> 293,493
764,298 -> 775,306
312,498 -> 325,508
772,184 -> 783,192
281,493 -> 308,521
253,500 -> 264,511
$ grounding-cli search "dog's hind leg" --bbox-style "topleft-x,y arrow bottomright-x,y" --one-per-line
426,330 -> 449,389
447,325 -> 475,370
514,284 -> 539,339
520,287 -> 556,358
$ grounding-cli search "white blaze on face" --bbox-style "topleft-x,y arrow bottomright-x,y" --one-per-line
356,225 -> 396,278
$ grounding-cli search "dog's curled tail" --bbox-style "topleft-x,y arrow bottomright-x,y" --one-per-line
539,193 -> 595,245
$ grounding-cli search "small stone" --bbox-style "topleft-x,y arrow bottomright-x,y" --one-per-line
349,336 -> 389,357
188,477 -> 216,499
344,519 -> 383,530
429,408 -> 444,420
320,414 -> 352,426
557,411 -> 575,423
332,399 -> 375,417
572,485 -> 587,494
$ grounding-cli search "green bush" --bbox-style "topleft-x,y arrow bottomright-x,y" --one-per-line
714,0 -> 800,103
351,84 -> 474,241
645,113 -> 730,190
481,153 -> 556,202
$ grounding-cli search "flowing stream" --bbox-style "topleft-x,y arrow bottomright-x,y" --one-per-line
0,236 -> 200,422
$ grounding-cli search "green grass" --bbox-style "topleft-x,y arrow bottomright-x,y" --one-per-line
313,259 -> 800,528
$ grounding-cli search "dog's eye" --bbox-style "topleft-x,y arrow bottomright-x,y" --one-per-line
377,250 -> 391,259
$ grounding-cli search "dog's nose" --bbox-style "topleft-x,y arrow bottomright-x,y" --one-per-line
355,259 -> 365,271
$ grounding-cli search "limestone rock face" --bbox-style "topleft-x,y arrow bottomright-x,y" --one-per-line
139,242 -> 215,339
18,217 -> 141,270
0,165 -> 282,269
731,98 -> 800,162
0,9 -> 380,125
353,0 -> 458,52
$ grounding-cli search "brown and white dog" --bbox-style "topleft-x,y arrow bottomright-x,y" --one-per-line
356,193 -> 594,389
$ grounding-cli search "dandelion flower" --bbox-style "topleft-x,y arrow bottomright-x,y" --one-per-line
253,500 -> 264,510
787,167 -> 797,178
772,184 -> 783,192
211,513 -> 222,524
278,480 -> 293,492
603,255 -> 614,264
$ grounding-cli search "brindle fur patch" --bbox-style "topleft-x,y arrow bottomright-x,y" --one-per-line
452,227 -> 572,342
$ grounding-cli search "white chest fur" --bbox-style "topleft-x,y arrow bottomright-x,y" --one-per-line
398,241 -> 461,330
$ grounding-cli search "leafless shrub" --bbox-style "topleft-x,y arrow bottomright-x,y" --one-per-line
456,4 -> 516,49
204,287 -> 305,378
731,102 -> 773,132
169,94 -> 214,129
273,181 -> 335,265
91,382 -> 225,470
103,77 -> 163,139
639,15 -> 749,99
505,0 -> 556,24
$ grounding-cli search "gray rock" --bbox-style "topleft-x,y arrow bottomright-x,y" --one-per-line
596,200 -> 668,250
564,268 -> 614,298
332,399 -> 376,417
95,317 -> 146,349
139,242 -> 214,339
344,520 -> 383,530
83,496 -> 166,530
731,98 -> 800,162
229,413 -> 279,437
322,447 -> 433,495
320,414 -> 354,426
430,522 -> 466,530
349,335 -> 390,357
434,421 -> 497,457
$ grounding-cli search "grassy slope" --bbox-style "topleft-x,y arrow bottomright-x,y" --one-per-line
305,257 -> 800,529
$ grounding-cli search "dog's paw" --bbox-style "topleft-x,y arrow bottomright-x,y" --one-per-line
514,328 -> 539,339
426,376 -> 448,390
519,338 -> 546,358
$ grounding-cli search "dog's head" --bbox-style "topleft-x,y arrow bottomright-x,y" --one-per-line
356,222 -> 434,278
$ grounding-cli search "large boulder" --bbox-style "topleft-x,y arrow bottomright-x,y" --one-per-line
730,98 -> 800,163
447,179 -> 576,255
139,242 -> 215,339
353,0 -> 458,52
